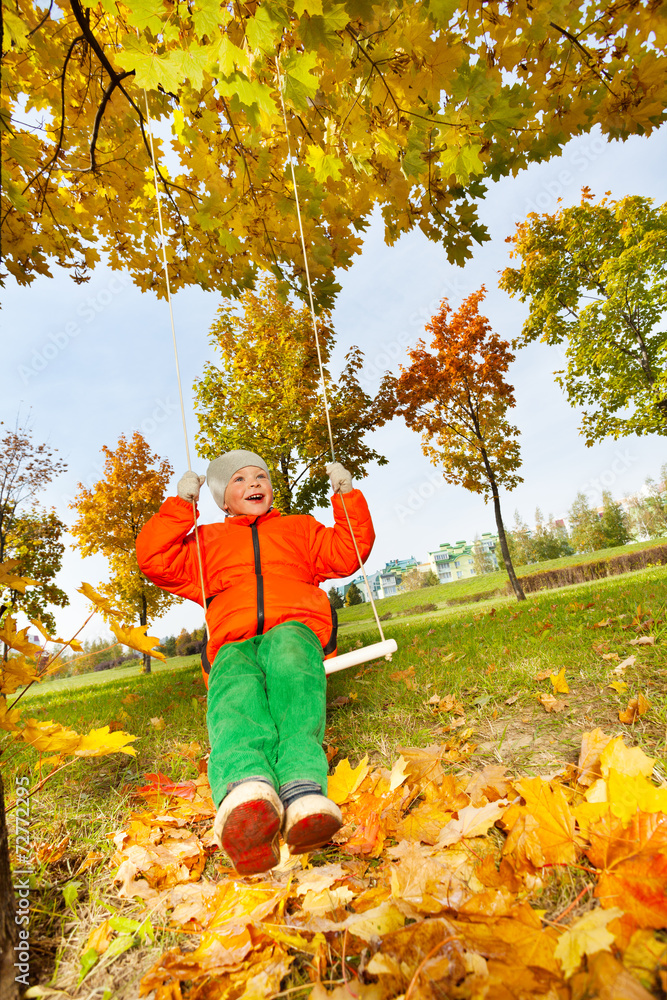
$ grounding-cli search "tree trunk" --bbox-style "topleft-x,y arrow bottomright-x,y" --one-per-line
140,596 -> 151,674
0,772 -> 19,1000
480,449 -> 526,601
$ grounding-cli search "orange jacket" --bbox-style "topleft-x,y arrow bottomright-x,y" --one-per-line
136,490 -> 374,677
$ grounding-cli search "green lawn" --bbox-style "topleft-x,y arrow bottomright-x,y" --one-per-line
337,536 -> 667,626
22,654 -> 201,699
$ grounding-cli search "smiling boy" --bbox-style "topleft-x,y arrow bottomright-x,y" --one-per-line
136,449 -> 374,875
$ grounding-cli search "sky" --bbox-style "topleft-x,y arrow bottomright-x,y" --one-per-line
3,123 -> 667,644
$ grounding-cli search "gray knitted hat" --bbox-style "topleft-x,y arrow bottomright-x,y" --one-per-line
207,450 -> 271,510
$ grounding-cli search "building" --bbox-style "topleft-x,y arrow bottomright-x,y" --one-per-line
428,533 -> 499,583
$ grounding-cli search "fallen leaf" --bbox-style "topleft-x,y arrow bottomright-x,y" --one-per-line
613,654 -> 637,675
328,756 -> 369,805
436,800 -> 508,848
537,692 -> 568,713
554,906 -> 623,977
570,950 -> 655,1000
629,636 -> 655,646
600,737 -> 654,779
550,667 -> 569,694
389,665 -> 417,690
618,694 -> 651,725
534,669 -> 551,681
85,919 -> 113,955
505,694 -> 519,705
608,680 -> 628,694
602,652 -> 620,661
150,717 -> 166,731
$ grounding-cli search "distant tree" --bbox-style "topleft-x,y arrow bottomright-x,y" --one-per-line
400,569 -> 427,592
531,509 -> 574,562
627,468 -> 667,539
497,510 -> 534,569
501,191 -> 667,442
382,288 -> 526,600
568,492 -> 606,553
472,535 -> 495,575
194,275 -> 393,514
328,587 -> 344,610
3,507 -> 67,632
599,491 -> 631,548
159,635 -> 177,658
0,416 -> 68,644
345,582 -> 364,606
422,570 -> 439,587
70,432 -> 180,674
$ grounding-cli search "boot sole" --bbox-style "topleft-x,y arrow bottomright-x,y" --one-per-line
220,798 -> 281,875
286,811 -> 343,854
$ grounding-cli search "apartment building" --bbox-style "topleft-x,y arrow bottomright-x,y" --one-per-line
428,533 -> 499,583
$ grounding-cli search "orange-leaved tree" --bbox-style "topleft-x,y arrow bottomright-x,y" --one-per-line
381,287 -> 526,601
70,433 -> 179,673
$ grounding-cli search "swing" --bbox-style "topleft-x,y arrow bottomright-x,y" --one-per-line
143,72 -> 398,674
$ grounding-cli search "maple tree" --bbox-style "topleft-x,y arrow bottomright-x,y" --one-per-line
0,417 -> 68,652
70,433 -> 178,673
501,190 -> 667,443
3,2 -> 667,303
194,274 -> 391,513
382,288 -> 526,600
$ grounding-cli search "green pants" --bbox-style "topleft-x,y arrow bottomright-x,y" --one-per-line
206,621 -> 328,807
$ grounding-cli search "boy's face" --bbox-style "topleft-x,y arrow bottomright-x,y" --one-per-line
223,466 -> 273,517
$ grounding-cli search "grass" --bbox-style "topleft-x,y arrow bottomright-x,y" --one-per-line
4,562 -> 666,996
22,654 -> 202,699
336,535 -> 667,626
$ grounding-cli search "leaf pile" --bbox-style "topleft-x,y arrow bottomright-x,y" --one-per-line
100,730 -> 667,999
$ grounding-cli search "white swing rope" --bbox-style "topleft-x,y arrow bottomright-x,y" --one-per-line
274,60 -> 396,671
143,92 -> 210,641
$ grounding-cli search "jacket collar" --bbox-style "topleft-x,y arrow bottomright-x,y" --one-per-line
227,508 -> 282,528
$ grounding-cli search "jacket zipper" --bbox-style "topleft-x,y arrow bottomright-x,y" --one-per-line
251,520 -> 265,635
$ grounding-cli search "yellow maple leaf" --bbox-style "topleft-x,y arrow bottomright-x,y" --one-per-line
436,799 -> 509,848
554,907 -> 623,977
21,718 -> 83,754
600,737 -> 654,779
328,755 -> 369,805
0,617 -> 39,657
77,582 -> 125,618
0,697 -> 22,732
550,667 -> 569,694
0,657 -> 39,695
300,886 -> 355,915
109,621 -> 166,661
29,618 -> 83,652
607,680 -> 628,694
606,769 -> 667,824
0,561 -> 39,593
74,725 -> 138,757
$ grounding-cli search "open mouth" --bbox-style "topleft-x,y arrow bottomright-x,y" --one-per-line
246,493 -> 265,502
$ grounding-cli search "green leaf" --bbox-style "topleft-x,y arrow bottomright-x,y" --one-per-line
125,0 -> 165,34
439,142 -> 484,184
115,38 -> 182,94
170,46 -> 212,90
78,948 -> 100,985
298,4 -> 349,50
214,35 -> 246,76
104,933 -> 136,960
428,0 -> 458,26
193,0 -> 228,39
281,50 -> 320,110
62,880 -> 81,913
109,914 -> 154,942
306,145 -> 343,181
217,73 -> 277,120
246,5 -> 282,53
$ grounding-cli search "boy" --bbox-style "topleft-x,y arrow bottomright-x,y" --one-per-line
136,449 -> 374,875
